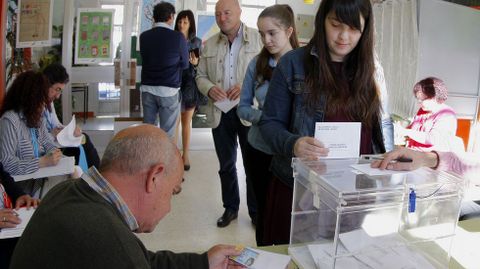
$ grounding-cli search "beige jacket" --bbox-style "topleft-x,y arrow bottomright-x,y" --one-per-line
196,24 -> 262,128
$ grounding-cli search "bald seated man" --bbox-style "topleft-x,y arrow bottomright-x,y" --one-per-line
10,125 -> 243,269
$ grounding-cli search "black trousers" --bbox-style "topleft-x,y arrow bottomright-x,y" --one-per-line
263,176 -> 293,246
211,109 -> 257,218
62,133 -> 100,168
0,237 -> 18,268
243,142 -> 272,246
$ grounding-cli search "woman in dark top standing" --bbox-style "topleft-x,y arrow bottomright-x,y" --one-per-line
258,0 -> 388,245
174,10 -> 203,171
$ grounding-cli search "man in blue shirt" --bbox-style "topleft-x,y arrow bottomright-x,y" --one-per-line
140,2 -> 189,138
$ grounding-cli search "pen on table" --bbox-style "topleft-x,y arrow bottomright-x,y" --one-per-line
363,155 -> 413,163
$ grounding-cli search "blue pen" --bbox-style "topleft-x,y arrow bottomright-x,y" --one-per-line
409,188 -> 416,213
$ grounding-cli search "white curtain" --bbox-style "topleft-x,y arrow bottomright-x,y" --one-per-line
373,0 -> 418,120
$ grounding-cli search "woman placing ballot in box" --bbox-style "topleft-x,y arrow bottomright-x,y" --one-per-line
0,71 -> 61,181
258,0 -> 389,245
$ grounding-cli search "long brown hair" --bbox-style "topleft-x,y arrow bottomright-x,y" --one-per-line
304,0 -> 380,128
255,4 -> 299,85
0,71 -> 49,128
174,10 -> 197,40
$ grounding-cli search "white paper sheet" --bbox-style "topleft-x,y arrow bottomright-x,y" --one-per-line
57,115 -> 82,147
0,208 -> 35,239
13,157 -> 75,182
307,243 -> 365,269
250,248 -> 291,269
314,122 -> 361,159
339,229 -> 436,269
350,163 -> 410,176
214,98 -> 240,113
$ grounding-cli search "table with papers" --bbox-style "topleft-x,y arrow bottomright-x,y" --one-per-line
259,218 -> 480,269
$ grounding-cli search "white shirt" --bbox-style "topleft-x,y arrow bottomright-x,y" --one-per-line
222,24 -> 244,91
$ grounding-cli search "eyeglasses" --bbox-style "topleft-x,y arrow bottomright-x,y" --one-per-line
55,87 -> 64,93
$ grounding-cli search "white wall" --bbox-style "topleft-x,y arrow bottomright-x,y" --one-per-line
276,0 -> 320,16
417,0 -> 480,119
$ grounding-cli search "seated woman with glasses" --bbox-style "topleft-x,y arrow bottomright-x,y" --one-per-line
395,77 -> 460,152
42,63 -> 100,171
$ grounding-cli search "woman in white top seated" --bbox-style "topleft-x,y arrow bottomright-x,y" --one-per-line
42,63 -> 100,170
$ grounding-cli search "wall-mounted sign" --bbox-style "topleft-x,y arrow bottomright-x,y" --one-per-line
75,8 -> 115,64
197,12 -> 219,43
16,0 -> 53,48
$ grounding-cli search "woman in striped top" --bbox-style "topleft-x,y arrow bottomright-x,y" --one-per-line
0,71 -> 62,176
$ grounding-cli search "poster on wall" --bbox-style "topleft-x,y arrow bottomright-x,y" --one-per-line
16,0 -> 53,48
75,8 -> 115,64
197,12 -> 219,43
296,14 -> 315,45
140,0 -> 176,35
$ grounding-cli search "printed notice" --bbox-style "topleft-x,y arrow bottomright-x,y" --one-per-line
314,122 -> 361,159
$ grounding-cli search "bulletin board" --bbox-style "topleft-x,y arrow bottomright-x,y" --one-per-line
296,14 -> 314,45
74,8 -> 115,64
16,0 -> 53,48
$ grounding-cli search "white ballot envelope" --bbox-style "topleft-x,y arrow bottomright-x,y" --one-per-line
57,115 -> 82,147
214,98 -> 240,113
314,122 -> 361,159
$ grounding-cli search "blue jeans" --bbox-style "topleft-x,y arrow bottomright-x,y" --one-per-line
212,108 -> 257,218
141,92 -> 180,138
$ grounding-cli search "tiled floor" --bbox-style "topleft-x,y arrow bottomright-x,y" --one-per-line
81,117 -> 256,253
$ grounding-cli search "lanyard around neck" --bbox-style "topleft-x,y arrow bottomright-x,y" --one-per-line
44,109 -> 54,132
30,128 -> 40,158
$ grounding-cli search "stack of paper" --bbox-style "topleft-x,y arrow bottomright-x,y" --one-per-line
0,208 -> 35,239
306,229 -> 436,269
13,157 -> 75,182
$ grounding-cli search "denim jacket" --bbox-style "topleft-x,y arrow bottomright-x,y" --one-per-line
237,56 -> 275,155
259,47 -> 388,187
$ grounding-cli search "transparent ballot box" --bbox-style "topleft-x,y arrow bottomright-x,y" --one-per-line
289,158 -> 464,269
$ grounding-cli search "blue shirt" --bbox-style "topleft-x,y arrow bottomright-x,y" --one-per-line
237,56 -> 275,154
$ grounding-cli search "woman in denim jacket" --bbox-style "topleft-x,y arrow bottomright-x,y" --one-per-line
237,4 -> 298,246
258,0 -> 389,245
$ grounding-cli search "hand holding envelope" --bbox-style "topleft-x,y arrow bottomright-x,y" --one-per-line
313,122 -> 362,159
56,115 -> 83,147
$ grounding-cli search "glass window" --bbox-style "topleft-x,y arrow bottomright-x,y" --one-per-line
100,5 -> 124,65
98,82 -> 120,100
205,0 -> 274,29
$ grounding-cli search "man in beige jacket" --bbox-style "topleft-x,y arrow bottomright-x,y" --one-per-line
196,0 -> 262,228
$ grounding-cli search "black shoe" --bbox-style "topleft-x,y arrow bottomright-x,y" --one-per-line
250,215 -> 257,226
184,164 -> 190,171
216,210 -> 238,228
